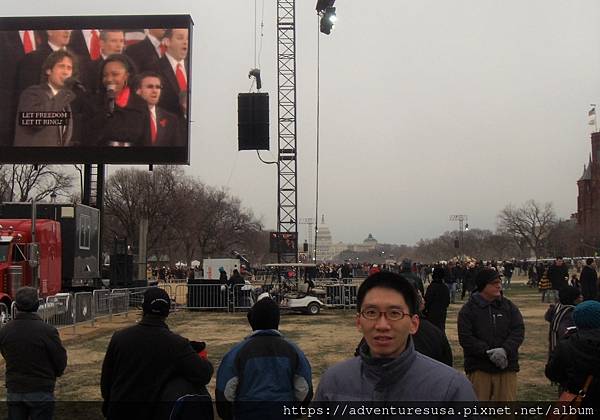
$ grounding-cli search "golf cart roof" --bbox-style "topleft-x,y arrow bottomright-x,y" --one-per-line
265,263 -> 317,268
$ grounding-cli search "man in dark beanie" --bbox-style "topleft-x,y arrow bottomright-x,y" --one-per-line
101,287 -> 213,420
0,286 -> 67,420
458,268 -> 524,401
216,293 -> 313,420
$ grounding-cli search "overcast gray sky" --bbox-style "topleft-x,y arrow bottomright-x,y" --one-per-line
5,1 -> 600,245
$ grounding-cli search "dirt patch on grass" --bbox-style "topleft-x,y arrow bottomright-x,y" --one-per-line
0,275 -> 557,401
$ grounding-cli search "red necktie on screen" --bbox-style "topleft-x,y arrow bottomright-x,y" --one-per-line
175,63 -> 187,92
23,31 -> 34,53
90,30 -> 101,60
159,43 -> 167,57
150,112 -> 157,144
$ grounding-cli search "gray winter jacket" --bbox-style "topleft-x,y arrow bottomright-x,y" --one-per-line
314,337 -> 476,403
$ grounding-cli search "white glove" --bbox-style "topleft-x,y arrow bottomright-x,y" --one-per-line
486,347 -> 508,370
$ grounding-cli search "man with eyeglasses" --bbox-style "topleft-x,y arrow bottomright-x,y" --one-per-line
135,71 -> 181,146
458,268 -> 524,401
314,271 -> 476,408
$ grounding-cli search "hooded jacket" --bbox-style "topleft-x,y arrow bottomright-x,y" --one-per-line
545,328 -> 600,410
457,293 -> 524,374
315,337 -> 475,405
216,329 -> 313,420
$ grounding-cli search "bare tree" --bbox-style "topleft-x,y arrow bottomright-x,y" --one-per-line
0,164 -> 74,202
103,166 -> 185,255
497,200 -> 557,258
104,167 -> 264,266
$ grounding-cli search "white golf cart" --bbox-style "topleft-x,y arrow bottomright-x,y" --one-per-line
263,263 -> 326,315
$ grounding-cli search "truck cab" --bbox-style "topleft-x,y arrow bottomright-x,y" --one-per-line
0,220 -> 63,317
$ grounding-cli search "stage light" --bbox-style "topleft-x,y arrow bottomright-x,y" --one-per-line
320,7 -> 337,35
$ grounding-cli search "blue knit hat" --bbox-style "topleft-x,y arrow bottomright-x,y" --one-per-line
573,300 -> 600,330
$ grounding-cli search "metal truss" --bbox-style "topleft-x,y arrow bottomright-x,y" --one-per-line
277,0 -> 298,263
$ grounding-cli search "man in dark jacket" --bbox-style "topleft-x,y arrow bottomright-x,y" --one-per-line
0,287 -> 67,420
101,287 -> 213,420
424,266 -> 451,332
216,293 -> 313,420
580,258 -> 598,301
458,268 -> 525,401
547,257 -> 569,302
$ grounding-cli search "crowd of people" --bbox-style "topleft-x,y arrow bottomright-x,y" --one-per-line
1,257 -> 599,419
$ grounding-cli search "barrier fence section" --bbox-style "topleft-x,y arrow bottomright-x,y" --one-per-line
231,284 -> 253,311
177,284 -> 229,311
0,279 -> 366,330
73,292 -> 93,330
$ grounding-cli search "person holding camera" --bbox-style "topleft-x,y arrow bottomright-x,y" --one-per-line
101,287 -> 213,420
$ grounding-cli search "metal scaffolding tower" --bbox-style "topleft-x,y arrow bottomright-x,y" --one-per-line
277,0 -> 298,263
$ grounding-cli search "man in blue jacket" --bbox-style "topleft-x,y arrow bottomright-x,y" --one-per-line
216,293 -> 313,420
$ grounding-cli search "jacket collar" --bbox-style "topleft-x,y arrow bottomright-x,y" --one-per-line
359,335 -> 417,390
471,291 -> 502,308
247,329 -> 282,339
14,312 -> 42,321
138,314 -> 169,328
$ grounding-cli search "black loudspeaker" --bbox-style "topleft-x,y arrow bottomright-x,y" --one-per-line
238,92 -> 269,150
110,254 -> 134,287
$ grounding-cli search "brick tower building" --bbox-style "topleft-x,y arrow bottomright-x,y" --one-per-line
575,132 -> 600,245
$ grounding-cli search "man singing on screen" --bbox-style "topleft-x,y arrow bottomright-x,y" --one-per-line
13,50 -> 77,147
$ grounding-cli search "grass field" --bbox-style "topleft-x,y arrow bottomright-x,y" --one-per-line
0,275 -> 557,401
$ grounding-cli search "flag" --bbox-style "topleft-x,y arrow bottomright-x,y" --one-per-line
589,107 -> 596,126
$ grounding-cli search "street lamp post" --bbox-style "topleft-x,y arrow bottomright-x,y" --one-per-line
449,214 -> 468,260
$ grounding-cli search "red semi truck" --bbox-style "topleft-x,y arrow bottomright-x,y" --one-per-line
0,203 -> 101,318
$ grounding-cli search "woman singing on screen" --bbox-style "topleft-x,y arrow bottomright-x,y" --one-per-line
85,53 -> 149,147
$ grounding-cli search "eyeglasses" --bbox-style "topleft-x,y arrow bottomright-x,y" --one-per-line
360,308 -> 412,321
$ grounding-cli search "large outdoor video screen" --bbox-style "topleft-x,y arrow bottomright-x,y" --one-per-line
0,15 -> 193,164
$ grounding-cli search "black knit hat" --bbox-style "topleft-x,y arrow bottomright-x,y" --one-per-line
247,295 -> 280,331
432,267 -> 445,280
475,268 -> 501,292
15,287 -> 39,312
559,286 -> 581,305
142,287 -> 170,317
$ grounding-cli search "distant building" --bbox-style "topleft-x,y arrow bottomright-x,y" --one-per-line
575,132 -> 600,245
349,233 -> 379,252
316,215 -> 334,261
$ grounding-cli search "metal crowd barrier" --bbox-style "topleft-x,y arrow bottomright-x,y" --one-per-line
92,289 -> 112,320
42,294 -> 73,328
0,279 -> 367,331
73,292 -> 93,324
178,283 -> 229,311
231,284 -> 253,311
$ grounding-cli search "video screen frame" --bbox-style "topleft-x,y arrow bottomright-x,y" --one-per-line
0,15 -> 193,164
